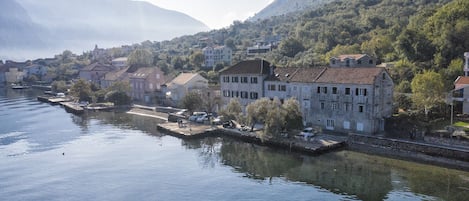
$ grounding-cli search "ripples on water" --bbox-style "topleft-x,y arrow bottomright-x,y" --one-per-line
0,88 -> 468,201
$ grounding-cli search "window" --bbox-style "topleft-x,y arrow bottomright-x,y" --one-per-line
279,85 -> 286,91
241,77 -> 248,83
369,59 -> 373,64
251,77 -> 258,83
320,102 -> 325,110
383,73 -> 386,79
343,121 -> 350,130
345,103 -> 351,112
241,91 -> 248,99
223,90 -> 230,97
332,103 -> 338,110
235,91 -> 239,97
332,87 -> 338,94
250,92 -> 258,99
357,59 -> 362,64
322,87 -> 327,94
326,119 -> 335,129
317,86 -> 321,94
223,76 -> 230,83
232,76 -> 239,83
268,84 -> 276,91
345,88 -> 351,95
358,105 -> 364,113
356,88 -> 367,96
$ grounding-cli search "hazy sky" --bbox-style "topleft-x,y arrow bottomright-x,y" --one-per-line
142,0 -> 273,29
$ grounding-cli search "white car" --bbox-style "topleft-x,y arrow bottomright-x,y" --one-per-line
196,114 -> 210,123
300,127 -> 315,140
188,112 -> 206,121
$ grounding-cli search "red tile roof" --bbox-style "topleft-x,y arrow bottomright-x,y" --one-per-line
455,76 -> 469,85
315,67 -> 385,85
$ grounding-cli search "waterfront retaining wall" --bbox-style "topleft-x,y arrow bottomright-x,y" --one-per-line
348,133 -> 469,170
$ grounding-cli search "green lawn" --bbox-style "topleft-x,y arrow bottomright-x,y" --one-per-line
453,121 -> 469,127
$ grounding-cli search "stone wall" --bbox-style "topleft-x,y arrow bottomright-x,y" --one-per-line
347,133 -> 469,170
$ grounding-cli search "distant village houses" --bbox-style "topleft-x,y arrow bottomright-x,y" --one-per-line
219,54 -> 394,134
202,46 -> 232,69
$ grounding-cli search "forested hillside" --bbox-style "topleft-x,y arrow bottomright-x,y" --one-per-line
137,0 -> 468,92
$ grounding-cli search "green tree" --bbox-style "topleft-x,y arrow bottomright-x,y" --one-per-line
51,80 -> 68,93
279,37 -> 305,58
220,98 -> 242,122
190,51 -> 205,68
105,91 -> 131,106
263,98 -> 285,140
246,98 -> 271,131
128,49 -> 153,68
180,91 -> 203,114
70,79 -> 93,102
411,70 -> 445,117
105,81 -> 132,106
282,98 -> 303,131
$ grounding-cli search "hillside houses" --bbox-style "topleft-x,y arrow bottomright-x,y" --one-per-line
202,45 -> 232,69
129,67 -> 165,103
220,55 -> 394,134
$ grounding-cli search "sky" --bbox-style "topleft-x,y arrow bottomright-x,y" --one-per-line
141,0 -> 274,30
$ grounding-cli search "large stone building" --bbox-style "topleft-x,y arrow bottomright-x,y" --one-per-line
220,58 -> 394,134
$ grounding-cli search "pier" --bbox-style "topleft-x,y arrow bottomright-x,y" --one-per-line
157,122 -> 346,155
61,102 -> 84,115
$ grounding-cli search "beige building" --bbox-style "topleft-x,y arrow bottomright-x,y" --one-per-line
165,73 -> 208,105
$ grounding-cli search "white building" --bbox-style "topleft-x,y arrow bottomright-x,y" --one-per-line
111,57 -> 128,68
219,60 -> 272,107
203,46 -> 232,69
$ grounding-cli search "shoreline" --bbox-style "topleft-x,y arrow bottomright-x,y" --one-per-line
34,95 -> 469,171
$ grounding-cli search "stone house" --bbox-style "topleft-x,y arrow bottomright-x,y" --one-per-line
221,58 -> 394,134
219,60 -> 271,108
165,73 -> 208,106
100,67 -> 130,89
129,67 -> 165,104
329,54 -> 376,68
79,62 -> 117,86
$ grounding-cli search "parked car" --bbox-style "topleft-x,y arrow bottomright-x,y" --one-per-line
212,116 -> 224,125
298,127 -> 315,141
188,112 -> 207,121
196,114 -> 211,123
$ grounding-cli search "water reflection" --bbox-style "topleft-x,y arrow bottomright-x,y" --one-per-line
182,137 -> 469,201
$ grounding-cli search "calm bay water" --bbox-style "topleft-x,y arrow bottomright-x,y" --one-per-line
0,87 -> 468,201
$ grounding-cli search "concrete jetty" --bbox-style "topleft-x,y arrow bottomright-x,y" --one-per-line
156,121 -> 347,154
60,102 -> 84,115
157,122 -> 218,139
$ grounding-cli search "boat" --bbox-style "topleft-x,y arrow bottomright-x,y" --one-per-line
11,84 -> 30,89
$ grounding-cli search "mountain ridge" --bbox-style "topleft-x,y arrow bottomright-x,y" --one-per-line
1,0 -> 209,60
